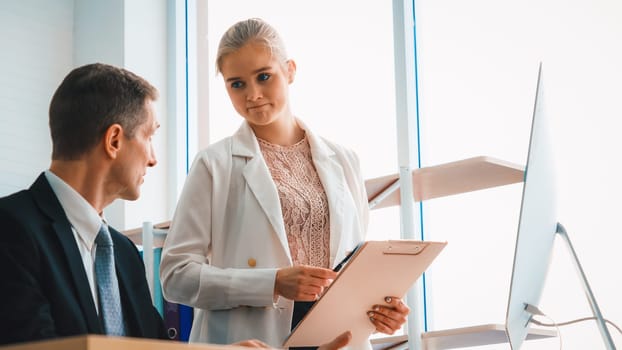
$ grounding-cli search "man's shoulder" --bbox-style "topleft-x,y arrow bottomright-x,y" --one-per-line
0,173 -> 50,212
0,188 -> 36,216
0,188 -> 48,247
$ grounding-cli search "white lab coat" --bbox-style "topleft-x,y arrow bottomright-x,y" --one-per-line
160,120 -> 370,348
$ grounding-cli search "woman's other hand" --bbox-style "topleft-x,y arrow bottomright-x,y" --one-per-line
367,296 -> 410,334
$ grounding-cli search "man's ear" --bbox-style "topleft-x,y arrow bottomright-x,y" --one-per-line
286,59 -> 297,84
103,124 -> 124,159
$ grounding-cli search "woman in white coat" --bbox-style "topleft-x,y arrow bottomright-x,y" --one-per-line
160,18 -> 409,349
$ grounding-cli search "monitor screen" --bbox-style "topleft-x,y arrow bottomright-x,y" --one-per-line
505,63 -> 559,349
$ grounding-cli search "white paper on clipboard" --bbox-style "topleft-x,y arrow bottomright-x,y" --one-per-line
283,240 -> 447,347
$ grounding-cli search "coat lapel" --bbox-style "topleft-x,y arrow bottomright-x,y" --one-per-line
30,174 -> 102,333
302,125 -> 347,265
232,123 -> 291,262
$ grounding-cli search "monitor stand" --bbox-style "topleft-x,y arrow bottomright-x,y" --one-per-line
546,223 -> 616,349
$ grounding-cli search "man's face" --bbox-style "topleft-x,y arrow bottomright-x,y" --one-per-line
112,100 -> 159,201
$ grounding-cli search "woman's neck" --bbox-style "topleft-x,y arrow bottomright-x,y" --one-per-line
251,116 -> 305,146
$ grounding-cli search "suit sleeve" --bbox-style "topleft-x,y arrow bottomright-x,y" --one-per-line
160,152 -> 278,310
0,209 -> 57,345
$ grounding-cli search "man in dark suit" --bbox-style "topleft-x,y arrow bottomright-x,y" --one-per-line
0,63 -> 166,344
0,63 -> 351,349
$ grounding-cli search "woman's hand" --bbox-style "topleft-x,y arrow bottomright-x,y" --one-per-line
275,265 -> 337,301
367,296 -> 410,334
318,331 -> 352,350
232,339 -> 272,348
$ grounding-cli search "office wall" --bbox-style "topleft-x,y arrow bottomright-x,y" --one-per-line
0,0 -> 73,196
73,0 -> 124,67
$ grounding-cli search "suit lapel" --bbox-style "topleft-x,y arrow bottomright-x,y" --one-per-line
232,123 -> 291,261
303,126 -> 347,264
30,174 -> 102,333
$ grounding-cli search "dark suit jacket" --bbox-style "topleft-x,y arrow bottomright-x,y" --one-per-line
0,173 -> 167,345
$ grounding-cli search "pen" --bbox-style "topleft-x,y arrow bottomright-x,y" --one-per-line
333,242 -> 363,272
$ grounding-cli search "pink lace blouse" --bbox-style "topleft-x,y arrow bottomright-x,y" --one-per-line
258,136 -> 330,268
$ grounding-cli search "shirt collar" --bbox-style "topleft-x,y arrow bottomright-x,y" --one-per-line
44,170 -> 103,250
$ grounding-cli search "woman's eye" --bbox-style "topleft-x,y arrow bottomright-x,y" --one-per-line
231,81 -> 244,89
258,73 -> 270,82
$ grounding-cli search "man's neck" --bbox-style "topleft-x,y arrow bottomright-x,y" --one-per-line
49,159 -> 112,215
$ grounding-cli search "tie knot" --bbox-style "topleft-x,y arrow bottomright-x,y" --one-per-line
96,224 -> 113,247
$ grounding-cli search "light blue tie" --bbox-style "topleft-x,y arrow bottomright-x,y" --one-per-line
95,223 -> 126,336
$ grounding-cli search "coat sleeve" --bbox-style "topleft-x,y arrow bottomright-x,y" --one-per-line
160,151 -> 278,310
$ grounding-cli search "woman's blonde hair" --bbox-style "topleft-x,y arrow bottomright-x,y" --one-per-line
216,18 -> 288,74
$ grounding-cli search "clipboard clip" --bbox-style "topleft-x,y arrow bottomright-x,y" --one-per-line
383,241 -> 428,255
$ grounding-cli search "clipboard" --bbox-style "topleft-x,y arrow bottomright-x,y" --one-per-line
283,240 -> 447,347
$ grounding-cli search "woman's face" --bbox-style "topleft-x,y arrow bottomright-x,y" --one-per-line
220,42 -> 295,128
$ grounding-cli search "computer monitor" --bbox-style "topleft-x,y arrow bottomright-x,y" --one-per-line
505,62 -> 558,349
505,64 -> 615,349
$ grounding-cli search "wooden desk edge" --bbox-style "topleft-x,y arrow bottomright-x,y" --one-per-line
0,335 -> 249,350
